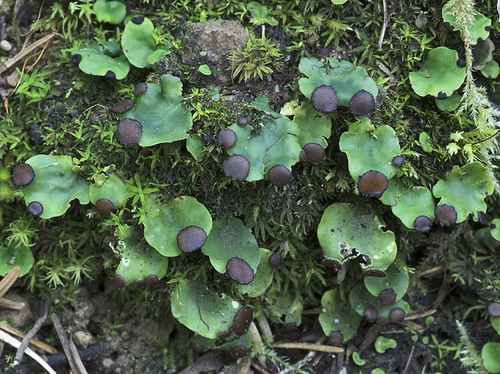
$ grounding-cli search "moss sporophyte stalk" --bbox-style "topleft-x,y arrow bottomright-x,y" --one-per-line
3,0 -> 500,371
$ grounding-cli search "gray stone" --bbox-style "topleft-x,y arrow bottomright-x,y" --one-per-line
0,293 -> 32,329
182,20 -> 250,86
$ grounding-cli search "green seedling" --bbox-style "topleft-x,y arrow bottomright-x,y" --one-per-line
118,74 -> 193,146
442,3 -> 491,44
319,288 -> 362,342
198,64 -> 212,76
317,203 -> 397,271
349,283 -> 405,319
93,0 -> 126,24
89,173 -> 129,212
201,218 -> 261,284
121,16 -> 167,67
21,155 -> 90,219
380,181 -> 435,231
171,279 -> 245,339
143,196 -> 212,257
0,244 -> 34,277
481,60 -> 500,79
111,238 -> 168,286
434,94 -> 461,112
72,43 -> 130,80
432,161 -> 495,224
352,351 -> 366,365
375,336 -> 397,353
339,118 -> 400,188
364,263 -> 409,302
409,47 -> 466,98
236,248 -> 273,297
298,57 -> 378,108
482,342 -> 500,373
226,97 -> 301,182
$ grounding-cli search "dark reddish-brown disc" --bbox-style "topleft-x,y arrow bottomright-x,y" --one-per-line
12,163 -> 35,187
363,307 -> 378,323
376,317 -> 388,327
358,170 -> 388,198
117,118 -> 142,146
322,258 -> 342,271
349,90 -> 375,116
109,99 -> 134,114
389,307 -> 405,323
223,155 -> 250,182
268,164 -> 291,187
300,143 -> 325,163
414,215 -> 433,233
144,274 -> 159,286
133,82 -> 148,97
226,257 -> 254,285
217,129 -> 237,149
311,85 -> 338,113
362,269 -> 387,278
392,155 -> 404,167
233,306 -> 253,336
218,329 -> 232,339
27,201 -> 43,216
96,198 -> 115,216
112,274 -> 126,288
268,252 -> 283,268
488,302 -> 500,318
177,226 -> 207,253
327,331 -> 343,346
435,204 -> 457,227
379,289 -> 396,305
232,345 -> 249,357
237,116 -> 248,126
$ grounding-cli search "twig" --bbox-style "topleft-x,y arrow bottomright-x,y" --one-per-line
251,361 -> 271,374
250,321 -> 267,367
14,294 -> 51,365
0,321 -> 58,354
52,313 -> 88,374
273,342 -> 344,353
0,329 -> 56,374
237,355 -> 252,374
0,33 -> 56,74
378,0 -> 388,51
402,340 -> 417,374
0,266 -> 20,299
69,333 -> 89,374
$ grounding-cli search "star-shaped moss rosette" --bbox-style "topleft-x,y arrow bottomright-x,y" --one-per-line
121,16 -> 168,67
117,74 -> 193,146
171,279 -> 251,339
93,0 -> 126,24
0,244 -> 34,277
364,263 -> 409,303
409,47 -> 466,98
20,155 -> 90,219
317,203 -> 397,271
349,283 -> 406,320
442,3 -> 491,44
142,196 -> 212,257
225,97 -> 301,184
236,248 -> 273,297
380,180 -> 435,232
319,288 -> 362,343
432,162 -> 494,224
339,118 -> 400,197
71,42 -> 130,80
202,218 -> 261,285
298,57 -> 378,109
266,288 -> 304,328
89,174 -> 129,216
111,238 -> 168,287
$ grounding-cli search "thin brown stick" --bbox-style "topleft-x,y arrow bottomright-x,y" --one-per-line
14,294 -> 51,365
273,342 -> 344,353
68,334 -> 89,374
237,355 -> 252,374
0,266 -> 20,299
0,33 -> 56,74
402,340 -> 417,374
52,313 -> 84,374
251,361 -> 271,374
0,321 -> 58,354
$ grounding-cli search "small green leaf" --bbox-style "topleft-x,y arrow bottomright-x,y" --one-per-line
93,0 -> 126,24
364,263 -> 409,302
293,101 -> 331,148
122,16 -> 156,68
434,94 -> 461,112
0,244 -> 34,277
187,134 -> 204,161
482,342 -> 500,373
72,46 -> 130,80
442,4 -> 491,45
481,60 -> 500,79
89,174 -> 128,208
198,64 -> 212,76
375,336 -> 397,353
491,219 -> 500,241
236,248 -> 274,297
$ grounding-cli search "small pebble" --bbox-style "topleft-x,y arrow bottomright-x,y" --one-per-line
1,40 -> 12,51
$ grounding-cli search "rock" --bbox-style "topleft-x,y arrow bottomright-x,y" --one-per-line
0,40 -> 11,51
182,20 -> 250,86
73,330 -> 94,349
0,293 -> 32,329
